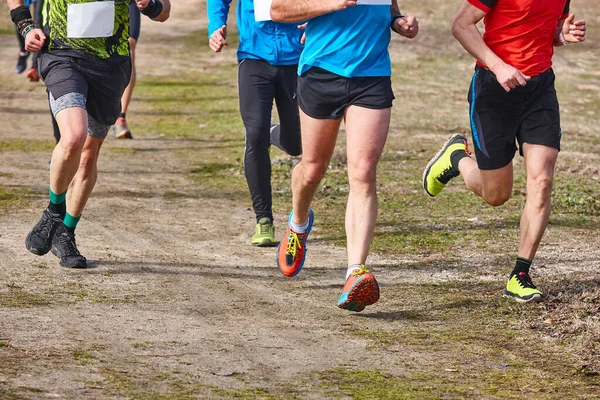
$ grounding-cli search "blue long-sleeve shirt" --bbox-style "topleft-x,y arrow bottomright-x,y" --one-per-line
207,0 -> 303,66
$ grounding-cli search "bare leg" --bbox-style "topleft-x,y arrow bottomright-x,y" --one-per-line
343,106 -> 391,266
50,108 -> 89,194
66,136 -> 105,217
518,144 -> 558,260
458,156 -> 514,206
291,110 -> 341,225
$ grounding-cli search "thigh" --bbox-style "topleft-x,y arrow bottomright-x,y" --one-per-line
274,65 -> 302,154
522,143 -> 558,180
479,163 -> 514,198
238,59 -> 277,135
299,109 -> 341,167
344,106 -> 391,181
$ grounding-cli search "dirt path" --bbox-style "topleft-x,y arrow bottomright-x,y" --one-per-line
1,1 -> 600,399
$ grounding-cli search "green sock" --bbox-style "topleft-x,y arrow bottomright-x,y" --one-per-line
48,189 -> 66,215
63,212 -> 81,232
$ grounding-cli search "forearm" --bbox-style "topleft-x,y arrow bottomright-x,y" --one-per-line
552,22 -> 565,46
452,21 -> 504,71
391,0 -> 401,16
151,0 -> 170,22
271,0 -> 336,23
7,0 -> 25,10
207,0 -> 230,35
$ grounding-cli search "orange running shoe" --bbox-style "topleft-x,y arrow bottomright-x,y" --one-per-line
337,265 -> 380,312
277,209 -> 314,277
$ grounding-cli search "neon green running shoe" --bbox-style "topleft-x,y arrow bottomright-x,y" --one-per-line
422,134 -> 469,197
252,217 -> 276,247
504,272 -> 544,303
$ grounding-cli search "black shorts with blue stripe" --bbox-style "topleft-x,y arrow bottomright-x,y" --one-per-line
468,66 -> 561,170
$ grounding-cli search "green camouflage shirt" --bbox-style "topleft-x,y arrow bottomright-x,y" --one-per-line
43,0 -> 130,60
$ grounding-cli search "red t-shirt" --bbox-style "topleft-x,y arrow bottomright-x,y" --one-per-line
467,0 -> 570,76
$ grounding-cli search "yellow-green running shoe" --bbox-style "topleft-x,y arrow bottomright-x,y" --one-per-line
422,134 -> 469,196
252,217 -> 276,247
504,272 -> 544,303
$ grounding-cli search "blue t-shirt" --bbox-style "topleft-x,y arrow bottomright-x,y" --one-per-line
298,6 -> 392,78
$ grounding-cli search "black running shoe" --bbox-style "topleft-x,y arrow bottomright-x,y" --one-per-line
25,208 -> 63,256
15,52 -> 29,74
51,224 -> 87,268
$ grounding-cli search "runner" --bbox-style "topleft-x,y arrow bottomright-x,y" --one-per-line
422,0 -> 585,302
9,0 -> 171,268
112,0 -> 141,139
271,0 -> 419,312
207,0 -> 303,247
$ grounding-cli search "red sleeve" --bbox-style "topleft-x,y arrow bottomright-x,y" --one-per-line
561,0 -> 570,19
467,0 -> 497,13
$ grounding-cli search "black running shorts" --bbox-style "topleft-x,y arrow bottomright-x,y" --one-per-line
38,52 -> 131,127
297,67 -> 395,120
468,66 -> 561,170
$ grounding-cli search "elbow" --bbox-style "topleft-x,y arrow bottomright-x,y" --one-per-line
451,20 -> 462,39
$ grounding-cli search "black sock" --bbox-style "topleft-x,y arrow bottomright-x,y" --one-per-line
119,112 -> 126,119
450,150 -> 469,171
47,201 -> 66,217
511,257 -> 532,277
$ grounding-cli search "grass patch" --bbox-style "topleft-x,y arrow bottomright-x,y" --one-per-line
0,289 -> 49,308
0,186 -> 36,209
0,139 -> 55,153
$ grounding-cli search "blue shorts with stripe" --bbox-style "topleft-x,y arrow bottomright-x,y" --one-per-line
468,66 -> 561,170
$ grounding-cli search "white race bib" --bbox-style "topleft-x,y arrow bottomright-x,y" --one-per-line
356,0 -> 392,4
67,2 -> 115,38
254,0 -> 273,22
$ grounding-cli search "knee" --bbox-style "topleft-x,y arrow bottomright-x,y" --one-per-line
299,161 -> 328,186
528,174 -> 554,207
244,128 -> 270,151
77,150 -> 99,176
482,189 -> 511,207
58,132 -> 87,159
348,160 -> 378,190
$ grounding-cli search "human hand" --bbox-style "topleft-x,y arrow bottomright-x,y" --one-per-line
136,0 -> 151,10
298,22 -> 307,44
209,25 -> 228,52
491,62 -> 530,92
561,14 -> 586,44
393,15 -> 419,39
25,28 -> 46,52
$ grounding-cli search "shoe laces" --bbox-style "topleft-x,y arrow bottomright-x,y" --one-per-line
57,230 -> 82,257
38,213 -> 58,239
515,272 -> 537,289
259,222 -> 273,235
437,166 -> 460,184
286,231 -> 305,259
351,265 -> 371,278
